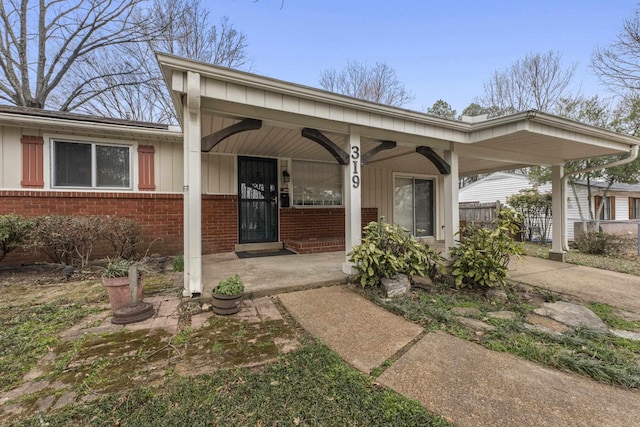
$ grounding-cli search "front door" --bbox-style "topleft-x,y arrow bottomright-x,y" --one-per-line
238,157 -> 278,244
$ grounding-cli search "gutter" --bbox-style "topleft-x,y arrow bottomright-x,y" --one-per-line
560,144 -> 639,251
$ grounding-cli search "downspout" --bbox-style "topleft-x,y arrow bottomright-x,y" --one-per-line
560,144 -> 639,250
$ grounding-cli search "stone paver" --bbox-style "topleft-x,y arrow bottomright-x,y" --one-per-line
534,301 -> 608,333
279,286 -> 423,373
378,332 -> 640,427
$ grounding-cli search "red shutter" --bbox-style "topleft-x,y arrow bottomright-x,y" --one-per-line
21,135 -> 44,188
610,196 -> 616,220
138,145 -> 155,191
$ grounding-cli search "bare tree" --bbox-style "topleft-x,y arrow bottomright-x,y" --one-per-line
77,0 -> 250,122
592,9 -> 640,94
480,51 -> 576,114
0,0 -> 159,110
319,61 -> 414,107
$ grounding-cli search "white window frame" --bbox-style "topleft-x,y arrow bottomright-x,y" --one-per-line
47,135 -> 135,191
291,159 -> 343,207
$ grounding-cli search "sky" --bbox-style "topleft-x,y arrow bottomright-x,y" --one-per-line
204,0 -> 639,113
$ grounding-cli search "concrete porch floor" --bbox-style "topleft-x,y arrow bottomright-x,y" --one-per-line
202,251 -> 349,297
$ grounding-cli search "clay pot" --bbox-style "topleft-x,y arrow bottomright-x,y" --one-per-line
103,276 -> 143,311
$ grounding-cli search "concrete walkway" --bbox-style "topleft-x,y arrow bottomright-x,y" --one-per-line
279,257 -> 640,427
511,256 -> 640,313
278,285 -> 640,427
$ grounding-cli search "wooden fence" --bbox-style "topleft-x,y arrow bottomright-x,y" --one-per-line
459,201 -> 502,228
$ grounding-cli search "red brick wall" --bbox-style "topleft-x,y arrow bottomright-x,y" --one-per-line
203,194 -> 238,253
280,207 -> 378,241
0,191 -> 238,265
1,191 -> 378,265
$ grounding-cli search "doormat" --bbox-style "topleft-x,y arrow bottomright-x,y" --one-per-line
235,248 -> 297,259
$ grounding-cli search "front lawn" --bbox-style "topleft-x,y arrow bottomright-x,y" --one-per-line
11,342 -> 451,427
522,242 -> 640,276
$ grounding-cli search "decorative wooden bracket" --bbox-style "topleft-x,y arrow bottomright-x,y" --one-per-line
301,128 -> 349,165
362,141 -> 396,165
201,118 -> 262,152
416,146 -> 451,175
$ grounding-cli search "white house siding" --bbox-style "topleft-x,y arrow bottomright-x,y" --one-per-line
0,125 -> 22,189
459,173 -> 551,204
362,166 -> 393,221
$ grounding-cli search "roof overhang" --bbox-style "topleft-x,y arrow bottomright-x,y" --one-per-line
157,53 -> 640,176
0,107 -> 182,143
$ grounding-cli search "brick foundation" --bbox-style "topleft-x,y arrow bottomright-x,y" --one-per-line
280,207 -> 378,253
0,191 -> 238,265
0,191 -> 378,264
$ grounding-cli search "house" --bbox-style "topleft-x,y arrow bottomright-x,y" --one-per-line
459,172 -> 640,241
1,53 -> 639,297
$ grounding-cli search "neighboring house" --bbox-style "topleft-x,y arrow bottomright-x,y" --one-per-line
459,172 -> 640,241
2,53 -> 639,297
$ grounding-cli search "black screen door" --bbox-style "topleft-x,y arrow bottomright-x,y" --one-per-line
238,157 -> 278,243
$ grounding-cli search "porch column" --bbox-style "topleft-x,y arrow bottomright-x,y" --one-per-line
549,164 -> 566,261
183,71 -> 203,296
342,126 -> 362,274
443,146 -> 459,253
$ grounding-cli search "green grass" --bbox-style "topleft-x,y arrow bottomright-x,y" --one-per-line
588,302 -> 640,332
0,294 -> 104,392
372,287 -> 640,388
12,343 -> 452,427
522,242 -> 640,276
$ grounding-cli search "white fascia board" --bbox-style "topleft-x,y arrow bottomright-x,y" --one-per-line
0,112 -> 183,142
456,144 -> 560,166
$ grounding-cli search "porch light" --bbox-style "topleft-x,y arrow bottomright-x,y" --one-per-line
282,169 -> 290,184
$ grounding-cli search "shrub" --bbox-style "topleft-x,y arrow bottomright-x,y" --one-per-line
28,215 -> 143,267
28,216 -> 99,266
575,231 -> 623,256
507,188 -> 552,242
0,214 -> 33,262
172,255 -> 184,272
349,219 -> 445,287
102,216 -> 142,260
450,207 -> 523,289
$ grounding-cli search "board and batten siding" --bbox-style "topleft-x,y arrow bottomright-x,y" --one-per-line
0,125 -> 22,189
361,166 -> 393,222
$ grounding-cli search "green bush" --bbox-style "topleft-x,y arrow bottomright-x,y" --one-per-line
450,208 -> 523,289
0,214 -> 33,262
575,231 -> 623,256
172,255 -> 184,272
349,219 -> 445,287
213,274 -> 244,295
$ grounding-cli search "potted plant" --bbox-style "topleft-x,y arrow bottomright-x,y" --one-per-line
101,258 -> 144,311
212,274 -> 245,315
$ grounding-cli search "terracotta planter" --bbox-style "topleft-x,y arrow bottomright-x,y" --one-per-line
103,276 -> 143,311
212,293 -> 244,315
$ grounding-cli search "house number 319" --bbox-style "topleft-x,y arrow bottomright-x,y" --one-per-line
351,146 -> 360,188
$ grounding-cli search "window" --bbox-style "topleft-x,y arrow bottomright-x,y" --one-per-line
394,176 -> 434,236
594,195 -> 615,220
292,160 -> 342,206
630,198 -> 640,219
53,140 -> 131,189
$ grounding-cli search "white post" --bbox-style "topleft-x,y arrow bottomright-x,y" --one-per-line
550,164 -> 566,261
342,126 -> 362,274
443,147 -> 459,253
183,71 -> 203,296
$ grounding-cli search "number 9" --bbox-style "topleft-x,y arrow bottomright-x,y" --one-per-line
352,175 -> 360,188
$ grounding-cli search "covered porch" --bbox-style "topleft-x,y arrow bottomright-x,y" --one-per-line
156,53 -> 639,298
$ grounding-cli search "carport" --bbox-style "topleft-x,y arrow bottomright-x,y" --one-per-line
156,53 -> 639,297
